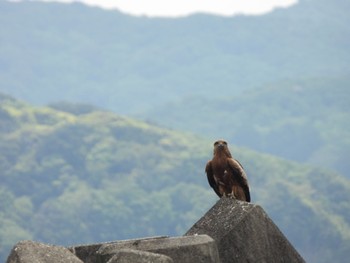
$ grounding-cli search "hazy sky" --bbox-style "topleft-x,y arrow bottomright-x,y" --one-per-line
20,0 -> 299,17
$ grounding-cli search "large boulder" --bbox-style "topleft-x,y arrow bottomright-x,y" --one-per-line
6,240 -> 83,263
185,197 -> 305,263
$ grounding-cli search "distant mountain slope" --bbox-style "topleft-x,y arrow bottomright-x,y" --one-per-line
141,76 -> 350,177
0,0 -> 349,113
0,94 -> 349,263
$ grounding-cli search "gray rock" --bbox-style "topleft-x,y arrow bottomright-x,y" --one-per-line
97,235 -> 220,263
106,249 -> 173,263
6,240 -> 83,263
69,241 -> 122,263
69,236 -> 168,263
6,198 -> 305,263
185,197 -> 305,263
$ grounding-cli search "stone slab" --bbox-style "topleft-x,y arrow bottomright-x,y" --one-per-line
185,197 -> 305,263
106,249 -> 173,263
96,234 -> 220,263
69,236 -> 168,263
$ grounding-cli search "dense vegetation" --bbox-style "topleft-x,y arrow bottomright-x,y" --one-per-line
1,94 -> 350,263
142,76 -> 350,177
1,0 -> 349,262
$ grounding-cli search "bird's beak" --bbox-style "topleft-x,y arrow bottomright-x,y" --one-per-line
218,143 -> 225,148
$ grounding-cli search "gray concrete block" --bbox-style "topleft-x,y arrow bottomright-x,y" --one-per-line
97,234 -> 220,263
69,236 -> 168,263
6,240 -> 83,263
185,197 -> 305,263
106,249 -> 173,263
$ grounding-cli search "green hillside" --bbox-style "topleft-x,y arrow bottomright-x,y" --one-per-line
1,94 -> 350,263
1,0 -> 349,183
142,76 -> 350,177
0,0 -> 349,113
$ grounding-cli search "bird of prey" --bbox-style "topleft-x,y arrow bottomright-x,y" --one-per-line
205,140 -> 250,202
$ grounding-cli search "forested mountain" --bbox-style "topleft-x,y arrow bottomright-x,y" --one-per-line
1,0 -> 348,177
1,0 -> 349,262
141,76 -> 350,177
1,94 -> 350,263
0,0 -> 349,113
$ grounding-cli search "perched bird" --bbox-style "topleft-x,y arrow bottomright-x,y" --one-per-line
205,140 -> 250,202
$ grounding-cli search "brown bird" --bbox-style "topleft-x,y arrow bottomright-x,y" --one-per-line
205,140 -> 250,202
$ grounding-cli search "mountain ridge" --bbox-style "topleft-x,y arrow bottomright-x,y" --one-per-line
0,94 -> 349,263
0,0 -> 349,113
140,76 -> 350,177
1,0 -> 349,261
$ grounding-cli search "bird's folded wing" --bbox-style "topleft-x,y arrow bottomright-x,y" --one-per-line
227,158 -> 251,202
205,161 -> 221,197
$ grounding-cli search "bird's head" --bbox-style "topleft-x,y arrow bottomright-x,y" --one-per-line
213,139 -> 232,157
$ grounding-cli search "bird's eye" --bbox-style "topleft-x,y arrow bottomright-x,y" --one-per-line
214,141 -> 218,146
223,141 -> 227,145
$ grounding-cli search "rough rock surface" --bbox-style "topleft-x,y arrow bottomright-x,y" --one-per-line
106,249 -> 173,263
6,198 -> 305,263
96,235 -> 220,263
185,197 -> 305,263
69,236 -> 168,263
6,240 -> 83,263
70,240 -> 129,263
